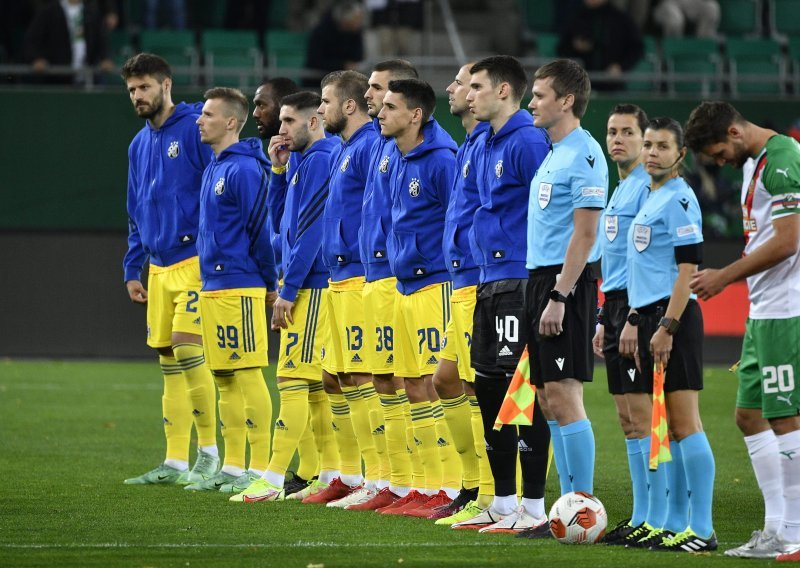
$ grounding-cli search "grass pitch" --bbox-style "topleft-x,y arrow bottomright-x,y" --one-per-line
0,359 -> 769,566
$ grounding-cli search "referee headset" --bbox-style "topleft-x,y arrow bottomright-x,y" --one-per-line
645,117 -> 687,176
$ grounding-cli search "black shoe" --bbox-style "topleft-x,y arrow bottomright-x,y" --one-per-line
283,472 -> 313,497
428,487 -> 478,520
601,518 -> 637,545
516,521 -> 552,539
650,530 -> 718,552
626,527 -> 675,549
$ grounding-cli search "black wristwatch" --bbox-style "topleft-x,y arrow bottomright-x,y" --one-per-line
596,307 -> 606,326
658,317 -> 681,335
549,289 -> 568,303
626,312 -> 641,326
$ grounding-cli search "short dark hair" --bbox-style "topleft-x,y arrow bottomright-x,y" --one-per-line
204,87 -> 249,131
280,91 -> 322,113
646,117 -> 685,148
609,103 -> 649,135
372,59 -> 419,80
321,70 -> 370,113
260,77 -> 300,102
469,55 -> 528,102
534,59 -> 591,118
684,101 -> 745,153
387,79 -> 436,123
121,52 -> 171,81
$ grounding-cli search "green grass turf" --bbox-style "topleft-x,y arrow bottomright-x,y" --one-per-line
0,359 -> 773,566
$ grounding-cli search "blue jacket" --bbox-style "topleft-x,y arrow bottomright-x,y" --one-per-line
124,102 -> 213,281
322,121 -> 379,281
388,119 -> 458,294
444,121 -> 489,289
359,119 -> 394,282
198,138 -> 278,292
470,110 -> 550,283
267,151 -> 303,278
272,137 -> 338,302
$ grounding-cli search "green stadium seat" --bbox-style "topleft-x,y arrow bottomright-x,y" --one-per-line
264,30 -> 308,72
719,0 -> 761,36
139,30 -> 198,85
662,37 -> 722,95
108,29 -> 134,67
726,37 -> 785,95
519,0 -> 555,33
535,32 -> 558,58
788,36 -> 800,93
201,30 -> 262,88
626,36 -> 661,93
269,0 -> 289,29
771,0 -> 800,38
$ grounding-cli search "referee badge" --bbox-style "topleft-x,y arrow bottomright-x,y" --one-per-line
379,155 -> 390,174
605,215 -> 619,242
409,177 -> 421,197
340,155 -> 351,173
495,160 -> 503,178
462,160 -> 470,178
214,177 -> 225,195
538,182 -> 552,208
167,140 -> 180,159
633,224 -> 651,252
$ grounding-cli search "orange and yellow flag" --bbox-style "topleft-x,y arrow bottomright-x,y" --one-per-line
493,347 -> 536,430
649,362 -> 672,471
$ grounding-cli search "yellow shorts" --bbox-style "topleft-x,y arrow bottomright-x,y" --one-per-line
324,277 -> 367,375
394,281 -> 453,379
145,256 -> 203,348
363,277 -> 397,375
199,288 -> 268,371
440,285 -> 477,383
277,288 -> 328,381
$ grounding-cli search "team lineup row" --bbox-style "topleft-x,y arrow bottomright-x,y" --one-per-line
120,51 -> 800,558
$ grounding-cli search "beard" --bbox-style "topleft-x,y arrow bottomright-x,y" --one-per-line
257,115 -> 281,140
136,90 -> 164,120
324,110 -> 347,134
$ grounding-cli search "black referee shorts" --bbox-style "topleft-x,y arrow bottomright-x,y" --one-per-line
603,290 -> 648,395
525,264 -> 597,388
471,278 -> 528,376
636,298 -> 704,392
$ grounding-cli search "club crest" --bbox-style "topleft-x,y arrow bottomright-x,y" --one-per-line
409,177 -> 421,197
633,224 -> 651,252
538,182 -> 552,209
495,160 -> 503,178
167,140 -> 180,158
214,177 -> 225,195
379,155 -> 390,174
340,155 -> 351,173
605,215 -> 618,242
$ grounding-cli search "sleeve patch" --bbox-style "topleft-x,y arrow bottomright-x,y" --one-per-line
772,193 -> 800,214
581,186 -> 605,198
676,224 -> 700,237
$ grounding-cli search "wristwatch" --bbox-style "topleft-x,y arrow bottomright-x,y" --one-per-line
626,312 -> 641,326
549,289 -> 568,303
658,317 -> 681,335
596,307 -> 606,326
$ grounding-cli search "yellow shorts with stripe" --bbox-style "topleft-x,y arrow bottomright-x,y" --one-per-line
145,256 -> 203,348
440,285 -> 477,382
394,281 -> 453,379
363,277 -> 397,375
324,276 -> 367,375
277,288 -> 328,381
199,288 -> 268,371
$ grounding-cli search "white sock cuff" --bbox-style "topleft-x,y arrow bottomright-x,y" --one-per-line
492,494 -> 518,515
221,465 -> 245,477
744,429 -> 778,455
777,429 -> 800,453
520,497 -> 545,518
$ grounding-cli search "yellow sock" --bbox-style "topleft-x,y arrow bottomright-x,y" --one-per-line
214,371 -> 246,470
237,367 -> 272,472
266,380 -> 309,479
440,394 -> 478,490
172,343 -> 217,447
342,385 -> 379,481
379,393 -> 412,489
296,413 -> 319,480
359,383 -> 390,482
432,401 -> 462,491
328,392 -> 361,476
468,394 -> 494,506
398,389 -> 424,489
409,401 -> 442,492
309,382 -> 339,473
161,356 -> 192,462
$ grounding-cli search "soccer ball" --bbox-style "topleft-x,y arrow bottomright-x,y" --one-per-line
548,491 -> 607,544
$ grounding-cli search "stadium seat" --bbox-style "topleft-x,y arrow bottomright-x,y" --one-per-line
789,36 -> 800,93
263,30 -> 308,83
139,30 -> 198,85
726,37 -> 785,95
662,37 -> 722,95
719,0 -> 761,37
109,29 -> 134,67
626,35 -> 662,92
201,29 -> 262,88
519,0 -> 555,33
534,32 -> 558,58
771,0 -> 800,39
269,0 -> 289,29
